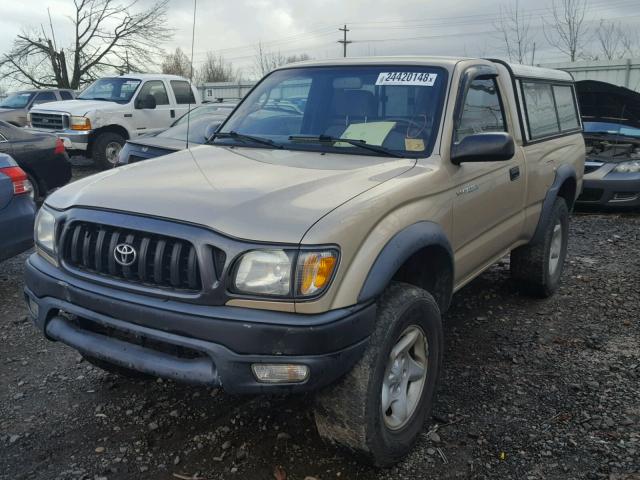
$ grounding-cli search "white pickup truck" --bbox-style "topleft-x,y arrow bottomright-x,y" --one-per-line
27,74 -> 200,169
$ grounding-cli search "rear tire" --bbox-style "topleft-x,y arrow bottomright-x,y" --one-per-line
92,132 -> 125,170
511,197 -> 569,297
313,282 -> 443,467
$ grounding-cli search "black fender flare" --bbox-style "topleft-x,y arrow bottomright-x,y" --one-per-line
357,221 -> 454,304
531,164 -> 577,244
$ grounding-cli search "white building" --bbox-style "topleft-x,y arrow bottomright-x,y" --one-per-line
540,58 -> 640,92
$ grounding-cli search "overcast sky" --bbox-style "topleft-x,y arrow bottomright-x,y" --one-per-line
1,0 -> 639,85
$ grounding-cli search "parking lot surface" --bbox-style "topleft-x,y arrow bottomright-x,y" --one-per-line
1,163 -> 639,480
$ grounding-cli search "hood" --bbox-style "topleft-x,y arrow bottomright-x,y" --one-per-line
30,99 -> 123,115
46,145 -> 415,243
129,136 -> 185,151
0,108 -> 22,117
576,80 -> 640,129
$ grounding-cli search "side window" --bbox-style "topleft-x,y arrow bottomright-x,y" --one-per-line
32,91 -> 57,105
59,91 -> 73,100
138,81 -> 170,105
455,78 -> 506,142
170,81 -> 196,104
522,82 -> 560,139
552,85 -> 580,131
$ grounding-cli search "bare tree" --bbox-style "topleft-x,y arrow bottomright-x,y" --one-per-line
285,53 -> 311,64
0,0 -> 171,89
544,0 -> 590,62
620,30 -> 639,57
253,43 -> 312,78
196,52 -> 235,83
162,47 -> 193,79
596,20 -> 622,60
253,42 -> 286,78
494,0 -> 536,64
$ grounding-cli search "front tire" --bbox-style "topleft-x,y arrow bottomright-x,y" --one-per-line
511,197 -> 569,297
92,132 -> 125,169
313,282 -> 443,467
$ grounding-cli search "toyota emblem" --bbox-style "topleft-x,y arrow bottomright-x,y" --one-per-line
113,243 -> 137,267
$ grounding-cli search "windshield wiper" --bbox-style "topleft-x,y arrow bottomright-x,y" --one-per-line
207,131 -> 282,148
288,134 -> 404,158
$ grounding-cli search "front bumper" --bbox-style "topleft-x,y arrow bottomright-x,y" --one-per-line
577,173 -> 640,208
24,254 -> 374,394
27,128 -> 90,151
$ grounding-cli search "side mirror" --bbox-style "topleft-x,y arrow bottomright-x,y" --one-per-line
135,95 -> 156,110
451,132 -> 515,165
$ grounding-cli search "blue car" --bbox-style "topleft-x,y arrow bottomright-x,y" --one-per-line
0,153 -> 36,261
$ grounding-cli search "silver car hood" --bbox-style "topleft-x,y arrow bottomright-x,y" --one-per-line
46,145 -> 415,243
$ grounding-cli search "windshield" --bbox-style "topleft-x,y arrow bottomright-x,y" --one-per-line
0,92 -> 35,109
78,77 -> 141,103
215,66 -> 447,157
158,115 -> 227,144
584,121 -> 640,138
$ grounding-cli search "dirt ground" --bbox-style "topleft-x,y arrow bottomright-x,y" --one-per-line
1,161 -> 639,480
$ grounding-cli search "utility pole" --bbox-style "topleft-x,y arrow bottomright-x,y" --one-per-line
338,24 -> 352,58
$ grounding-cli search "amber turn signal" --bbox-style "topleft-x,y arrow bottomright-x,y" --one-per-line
297,251 -> 338,297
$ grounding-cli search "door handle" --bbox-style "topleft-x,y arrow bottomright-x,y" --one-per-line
170,109 -> 175,118
509,166 -> 520,181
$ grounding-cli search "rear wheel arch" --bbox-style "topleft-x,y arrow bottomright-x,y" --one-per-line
531,164 -> 577,244
358,222 -> 454,313
557,176 -> 577,211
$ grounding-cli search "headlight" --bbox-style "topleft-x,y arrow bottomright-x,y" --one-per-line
613,160 -> 640,173
35,207 -> 56,254
233,249 -> 294,296
69,116 -> 91,131
232,248 -> 338,298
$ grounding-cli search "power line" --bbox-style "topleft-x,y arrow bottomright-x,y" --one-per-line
338,24 -> 352,58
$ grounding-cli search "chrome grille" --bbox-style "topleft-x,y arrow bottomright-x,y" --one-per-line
62,222 -> 202,291
31,112 -> 66,130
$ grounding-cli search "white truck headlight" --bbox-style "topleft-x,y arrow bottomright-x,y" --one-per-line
35,207 -> 56,255
232,248 -> 338,298
613,160 -> 640,173
69,115 -> 92,131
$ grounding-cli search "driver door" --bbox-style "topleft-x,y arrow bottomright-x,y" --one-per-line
132,80 -> 174,137
451,74 -> 526,283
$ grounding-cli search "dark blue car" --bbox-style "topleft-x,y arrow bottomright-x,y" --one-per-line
0,153 -> 36,261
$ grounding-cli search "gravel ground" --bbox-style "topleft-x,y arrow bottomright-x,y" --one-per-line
1,161 -> 639,480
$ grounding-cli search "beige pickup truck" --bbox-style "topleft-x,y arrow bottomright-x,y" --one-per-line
25,57 -> 585,466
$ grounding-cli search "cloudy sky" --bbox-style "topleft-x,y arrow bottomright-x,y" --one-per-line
1,0 -> 639,85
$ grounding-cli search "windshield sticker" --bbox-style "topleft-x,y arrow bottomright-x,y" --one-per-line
337,121 -> 396,147
405,138 -> 425,151
375,72 -> 437,87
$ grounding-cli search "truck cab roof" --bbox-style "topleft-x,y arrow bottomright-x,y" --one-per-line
277,56 -> 574,82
